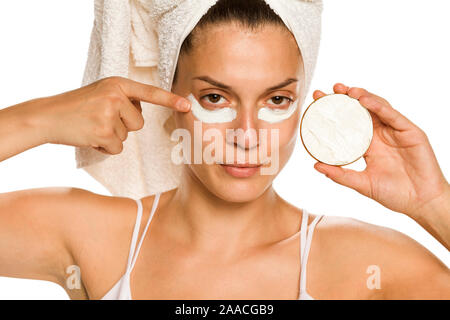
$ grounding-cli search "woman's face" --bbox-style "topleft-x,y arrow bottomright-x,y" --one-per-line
171,22 -> 305,202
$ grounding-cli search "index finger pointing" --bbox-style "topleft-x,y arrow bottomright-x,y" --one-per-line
118,78 -> 191,112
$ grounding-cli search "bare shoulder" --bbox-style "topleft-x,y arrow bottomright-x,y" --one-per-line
0,186 -> 143,298
55,187 -> 153,299
15,186 -> 139,243
3,186 -> 135,219
64,189 -> 163,299
310,214 -> 450,299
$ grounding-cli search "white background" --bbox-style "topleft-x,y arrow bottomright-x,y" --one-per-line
0,0 -> 449,299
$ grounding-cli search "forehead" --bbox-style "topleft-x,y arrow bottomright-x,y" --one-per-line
181,23 -> 303,81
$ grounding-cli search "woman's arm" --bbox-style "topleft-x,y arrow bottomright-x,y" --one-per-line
0,98 -> 50,162
0,77 -> 191,287
0,187 -> 96,286
311,84 -> 449,298
1,76 -> 191,162
313,83 -> 450,250
413,187 -> 450,250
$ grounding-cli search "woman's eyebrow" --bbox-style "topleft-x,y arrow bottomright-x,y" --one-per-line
192,76 -> 298,92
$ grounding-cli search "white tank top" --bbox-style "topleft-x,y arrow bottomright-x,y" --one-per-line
101,193 -> 324,300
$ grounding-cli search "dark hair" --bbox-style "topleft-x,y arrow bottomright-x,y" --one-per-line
173,0 -> 287,85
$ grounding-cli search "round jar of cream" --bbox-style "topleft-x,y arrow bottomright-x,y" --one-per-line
300,94 -> 373,166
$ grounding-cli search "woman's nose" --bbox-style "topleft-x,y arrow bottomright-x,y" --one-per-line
226,109 -> 258,150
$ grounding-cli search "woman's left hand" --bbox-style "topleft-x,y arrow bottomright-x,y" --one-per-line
312,83 -> 449,220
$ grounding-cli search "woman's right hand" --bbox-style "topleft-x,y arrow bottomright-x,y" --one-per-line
33,76 -> 191,154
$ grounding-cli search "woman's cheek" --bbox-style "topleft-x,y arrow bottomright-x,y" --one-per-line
174,111 -> 229,164
258,111 -> 300,152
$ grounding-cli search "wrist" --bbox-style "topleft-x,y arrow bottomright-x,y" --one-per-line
410,184 -> 450,250
22,96 -> 58,145
412,183 -> 450,224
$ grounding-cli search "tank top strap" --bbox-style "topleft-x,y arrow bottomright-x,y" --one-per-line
299,208 -> 309,263
299,212 -> 324,295
125,198 -> 143,271
128,193 -> 161,273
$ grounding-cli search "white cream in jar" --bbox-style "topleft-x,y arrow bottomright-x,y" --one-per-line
300,94 -> 373,166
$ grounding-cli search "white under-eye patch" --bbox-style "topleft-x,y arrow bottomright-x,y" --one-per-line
187,93 -> 237,124
257,99 -> 300,123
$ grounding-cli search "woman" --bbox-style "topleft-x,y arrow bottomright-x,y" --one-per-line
0,0 -> 448,300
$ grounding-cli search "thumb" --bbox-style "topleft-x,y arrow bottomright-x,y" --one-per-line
314,162 -> 370,197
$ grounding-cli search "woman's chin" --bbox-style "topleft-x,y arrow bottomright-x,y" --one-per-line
210,170 -> 272,203
213,182 -> 268,203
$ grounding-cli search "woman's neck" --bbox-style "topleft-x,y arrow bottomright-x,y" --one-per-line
161,168 -> 298,259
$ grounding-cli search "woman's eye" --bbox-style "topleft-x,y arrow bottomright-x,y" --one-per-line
267,96 -> 293,108
200,94 -> 292,109
202,94 -> 226,105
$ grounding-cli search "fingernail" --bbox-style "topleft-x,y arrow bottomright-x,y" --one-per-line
177,99 -> 191,111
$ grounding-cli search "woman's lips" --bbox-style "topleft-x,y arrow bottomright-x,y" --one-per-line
220,164 -> 261,178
